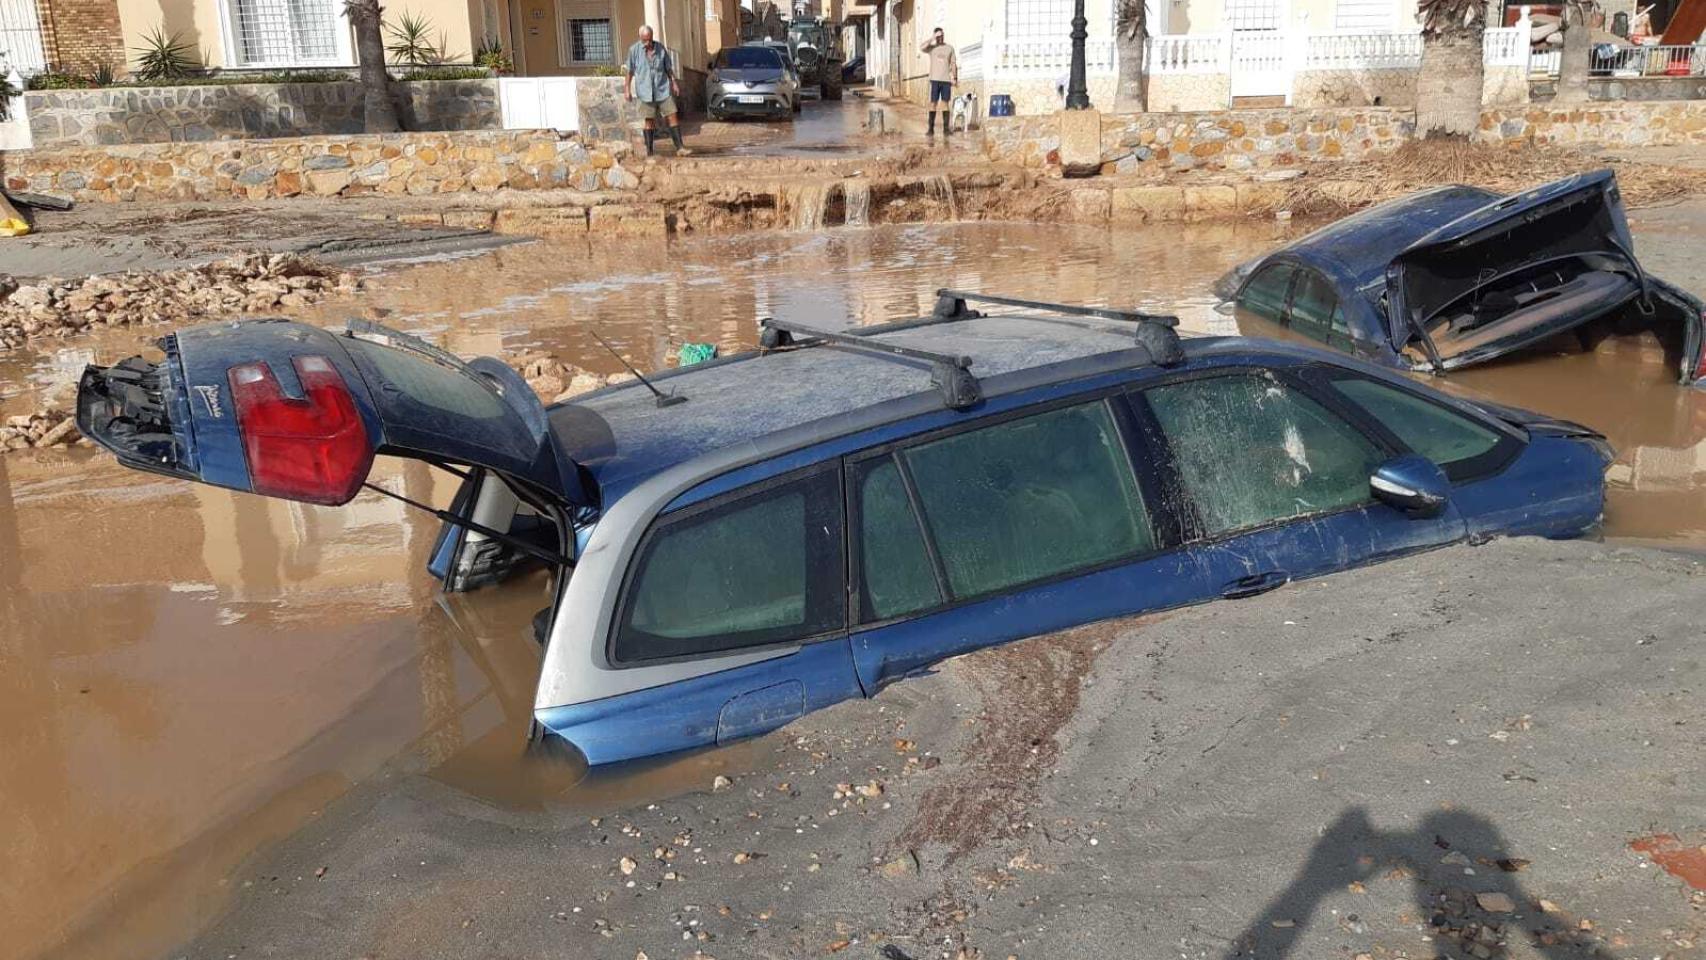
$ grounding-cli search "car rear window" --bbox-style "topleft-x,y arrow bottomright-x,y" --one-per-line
615,467 -> 845,662
720,47 -> 783,69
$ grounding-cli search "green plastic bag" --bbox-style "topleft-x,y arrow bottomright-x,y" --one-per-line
678,342 -> 718,367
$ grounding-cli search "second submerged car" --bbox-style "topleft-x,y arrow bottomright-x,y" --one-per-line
1218,170 -> 1706,387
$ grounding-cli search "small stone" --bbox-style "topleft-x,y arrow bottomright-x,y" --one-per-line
619,856 -> 637,875
712,775 -> 733,791
1476,891 -> 1516,913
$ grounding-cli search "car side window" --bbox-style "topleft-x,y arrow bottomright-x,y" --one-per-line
852,456 -> 943,621
1331,378 -> 1503,472
1238,264 -> 1295,322
1145,373 -> 1384,538
1288,270 -> 1340,342
895,401 -> 1156,602
616,468 -> 845,663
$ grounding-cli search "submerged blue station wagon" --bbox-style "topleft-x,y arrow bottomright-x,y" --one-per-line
77,292 -> 1613,765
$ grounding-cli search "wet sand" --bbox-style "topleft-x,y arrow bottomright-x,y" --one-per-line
2,213 -> 1704,959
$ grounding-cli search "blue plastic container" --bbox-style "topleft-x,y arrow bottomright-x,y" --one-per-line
989,94 -> 1015,118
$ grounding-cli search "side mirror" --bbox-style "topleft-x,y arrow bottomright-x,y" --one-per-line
1370,454 -> 1450,518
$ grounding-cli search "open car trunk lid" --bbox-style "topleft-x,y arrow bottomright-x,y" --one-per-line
76,318 -> 593,511
1386,170 -> 1644,370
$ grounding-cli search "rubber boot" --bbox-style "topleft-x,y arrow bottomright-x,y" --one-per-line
941,111 -> 952,137
643,128 -> 657,156
926,108 -> 936,137
669,123 -> 687,155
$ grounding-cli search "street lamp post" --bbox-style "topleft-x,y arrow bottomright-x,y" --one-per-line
1065,0 -> 1091,109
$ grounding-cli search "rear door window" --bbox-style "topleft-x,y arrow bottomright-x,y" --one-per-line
1144,373 -> 1384,537
615,467 -> 845,663
1288,270 -> 1343,342
1238,264 -> 1296,322
1331,378 -> 1506,476
892,401 -> 1155,602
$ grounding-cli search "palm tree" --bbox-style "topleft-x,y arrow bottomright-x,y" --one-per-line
1416,0 -> 1486,138
1114,0 -> 1149,113
344,0 -> 403,132
1555,0 -> 1596,103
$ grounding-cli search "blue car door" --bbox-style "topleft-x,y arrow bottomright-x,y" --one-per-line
1131,368 -> 1467,602
844,395 -> 1209,693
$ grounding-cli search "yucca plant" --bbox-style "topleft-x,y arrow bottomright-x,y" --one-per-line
385,10 -> 446,66
473,36 -> 513,74
133,26 -> 200,82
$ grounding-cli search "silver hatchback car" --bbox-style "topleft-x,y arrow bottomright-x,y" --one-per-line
707,44 -> 800,121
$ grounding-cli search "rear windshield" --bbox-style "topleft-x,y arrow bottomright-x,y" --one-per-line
719,47 -> 783,69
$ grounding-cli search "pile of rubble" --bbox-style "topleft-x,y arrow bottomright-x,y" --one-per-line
1,410 -> 77,452
514,354 -> 636,404
0,254 -> 359,350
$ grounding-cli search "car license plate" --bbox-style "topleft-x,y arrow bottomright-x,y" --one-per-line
738,95 -> 764,104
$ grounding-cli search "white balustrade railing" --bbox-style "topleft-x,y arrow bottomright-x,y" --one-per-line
1530,49 -> 1561,75
1483,26 -> 1528,66
1147,34 -> 1225,74
988,38 -> 1117,78
1305,31 -> 1421,70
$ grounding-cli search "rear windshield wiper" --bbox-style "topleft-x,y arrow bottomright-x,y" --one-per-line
343,318 -> 494,384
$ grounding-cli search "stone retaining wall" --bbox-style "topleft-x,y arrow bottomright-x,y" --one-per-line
986,107 -> 1415,172
987,98 -> 1706,173
3,130 -> 643,203
26,80 -> 503,149
1478,101 -> 1706,147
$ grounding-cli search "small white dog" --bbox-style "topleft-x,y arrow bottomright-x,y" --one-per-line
949,93 -> 979,134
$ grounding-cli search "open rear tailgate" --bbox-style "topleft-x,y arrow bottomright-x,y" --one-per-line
1386,170 -> 1639,362
77,318 -> 591,508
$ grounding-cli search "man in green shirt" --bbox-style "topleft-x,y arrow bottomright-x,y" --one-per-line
625,25 -> 690,157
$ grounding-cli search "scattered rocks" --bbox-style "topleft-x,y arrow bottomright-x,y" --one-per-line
509,352 -> 649,403
0,409 -> 78,454
0,253 -> 358,351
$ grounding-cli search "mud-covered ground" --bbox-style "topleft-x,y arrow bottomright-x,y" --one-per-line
177,539 -> 1705,960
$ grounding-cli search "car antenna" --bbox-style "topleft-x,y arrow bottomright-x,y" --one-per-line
589,330 -> 686,408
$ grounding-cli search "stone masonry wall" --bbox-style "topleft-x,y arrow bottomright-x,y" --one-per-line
27,80 -> 503,148
987,99 -> 1706,174
985,107 -> 1415,173
37,0 -> 125,75
4,130 -> 643,203
1478,101 -> 1706,147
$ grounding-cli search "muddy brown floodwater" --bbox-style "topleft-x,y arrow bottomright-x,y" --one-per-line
2,217 -> 1703,960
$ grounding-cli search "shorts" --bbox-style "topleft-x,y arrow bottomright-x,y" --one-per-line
929,80 -> 953,104
638,96 -> 678,121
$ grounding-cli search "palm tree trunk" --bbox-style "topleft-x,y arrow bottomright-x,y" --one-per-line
1416,26 -> 1484,138
345,0 -> 403,132
1114,0 -> 1148,113
1556,0 -> 1593,103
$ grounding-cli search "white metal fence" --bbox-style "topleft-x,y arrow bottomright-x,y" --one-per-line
0,0 -> 46,75
1148,34 -> 1224,74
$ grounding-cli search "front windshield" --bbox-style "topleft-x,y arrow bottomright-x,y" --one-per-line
719,47 -> 784,69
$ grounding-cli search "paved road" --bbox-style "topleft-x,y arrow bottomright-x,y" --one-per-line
178,538 -> 1705,960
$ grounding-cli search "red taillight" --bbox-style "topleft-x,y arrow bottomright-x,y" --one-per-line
228,355 -> 372,506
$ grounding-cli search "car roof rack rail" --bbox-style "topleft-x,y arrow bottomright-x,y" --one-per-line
759,317 -> 982,411
933,289 -> 1186,367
